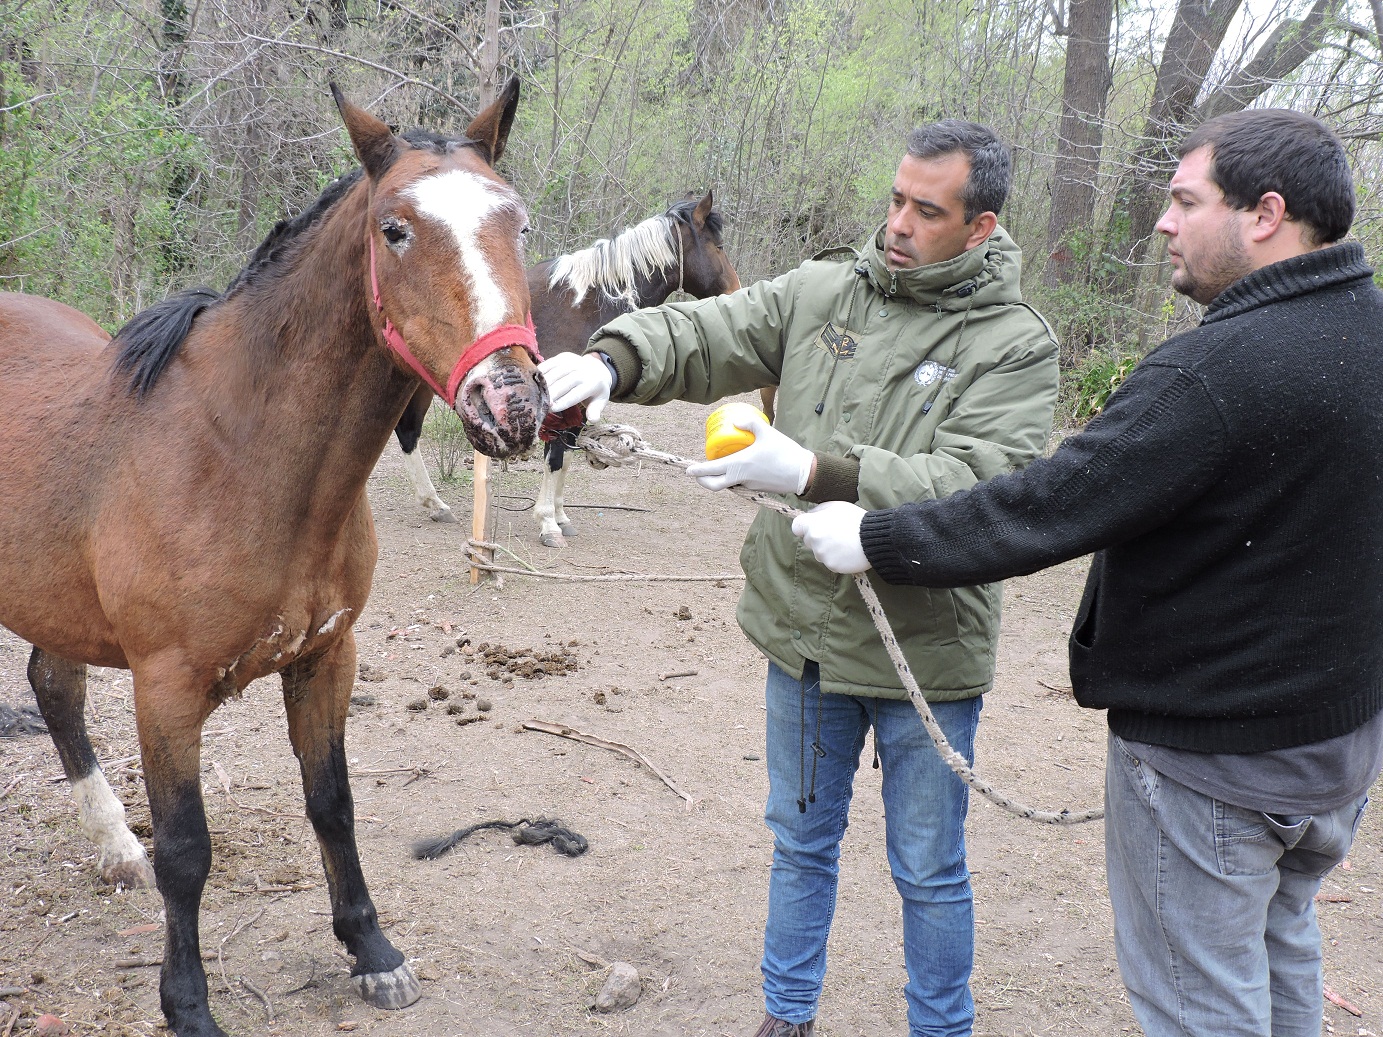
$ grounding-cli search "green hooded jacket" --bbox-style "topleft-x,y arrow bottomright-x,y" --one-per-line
590,225 -> 1059,700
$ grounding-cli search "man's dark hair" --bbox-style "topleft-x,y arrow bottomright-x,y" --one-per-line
1179,109 -> 1354,245
906,121 -> 1011,223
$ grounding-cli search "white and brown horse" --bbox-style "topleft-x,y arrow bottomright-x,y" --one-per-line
0,81 -> 544,1037
393,191 -> 740,545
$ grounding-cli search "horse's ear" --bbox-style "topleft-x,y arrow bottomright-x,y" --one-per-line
692,189 -> 715,230
331,83 -> 400,180
465,76 -> 520,167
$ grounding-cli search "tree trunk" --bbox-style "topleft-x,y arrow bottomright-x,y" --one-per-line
1196,0 -> 1343,121
1102,0 -> 1242,294
1042,0 -> 1114,292
479,0 -> 500,107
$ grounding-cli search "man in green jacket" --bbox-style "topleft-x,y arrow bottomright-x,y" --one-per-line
539,122 -> 1058,1037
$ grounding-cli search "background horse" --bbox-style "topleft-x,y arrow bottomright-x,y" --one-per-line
0,81 -> 544,1037
393,191 -> 740,547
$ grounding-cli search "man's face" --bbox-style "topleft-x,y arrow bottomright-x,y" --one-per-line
1156,147 -> 1252,305
883,153 -> 984,270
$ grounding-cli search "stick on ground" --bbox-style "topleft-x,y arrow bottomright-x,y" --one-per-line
522,720 -> 695,809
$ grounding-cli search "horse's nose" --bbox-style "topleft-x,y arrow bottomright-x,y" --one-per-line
455,354 -> 548,459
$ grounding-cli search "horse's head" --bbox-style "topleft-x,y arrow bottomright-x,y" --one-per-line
334,79 -> 547,459
671,190 -> 741,298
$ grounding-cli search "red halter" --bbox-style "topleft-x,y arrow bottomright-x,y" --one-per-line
369,236 -> 541,407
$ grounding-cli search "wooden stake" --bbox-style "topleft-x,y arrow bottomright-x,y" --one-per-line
470,451 -> 493,584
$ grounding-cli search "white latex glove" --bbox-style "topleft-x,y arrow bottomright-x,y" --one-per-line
792,501 -> 871,574
538,351 -> 613,421
685,413 -> 814,494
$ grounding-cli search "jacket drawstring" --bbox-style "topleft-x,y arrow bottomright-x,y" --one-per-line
871,699 -> 881,770
798,671 -> 828,812
808,679 -> 825,805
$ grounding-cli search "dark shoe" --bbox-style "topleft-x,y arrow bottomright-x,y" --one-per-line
750,1012 -> 815,1037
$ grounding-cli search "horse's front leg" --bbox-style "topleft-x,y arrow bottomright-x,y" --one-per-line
281,632 -> 421,1010
395,388 -> 457,523
133,659 -> 225,1037
537,439 -> 567,548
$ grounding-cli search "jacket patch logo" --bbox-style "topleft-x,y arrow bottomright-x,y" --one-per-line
815,322 -> 858,359
914,360 -> 957,388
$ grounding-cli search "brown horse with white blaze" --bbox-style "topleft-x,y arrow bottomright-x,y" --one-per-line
392,191 -> 741,541
0,80 -> 543,1037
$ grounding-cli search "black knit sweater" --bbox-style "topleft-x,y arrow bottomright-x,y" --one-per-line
861,242 -> 1383,752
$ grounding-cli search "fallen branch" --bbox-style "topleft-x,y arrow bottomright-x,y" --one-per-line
522,721 -> 694,810
0,777 -> 21,801
1324,983 -> 1363,1017
114,952 -> 217,968
658,670 -> 697,681
1,1006 -> 15,1037
1315,892 -> 1353,903
239,976 -> 275,1023
0,986 -> 26,997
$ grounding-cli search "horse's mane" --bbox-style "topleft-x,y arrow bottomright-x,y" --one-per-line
111,127 -> 478,398
547,199 -> 724,309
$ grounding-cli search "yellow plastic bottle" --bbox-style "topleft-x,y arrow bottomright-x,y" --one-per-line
705,402 -> 769,460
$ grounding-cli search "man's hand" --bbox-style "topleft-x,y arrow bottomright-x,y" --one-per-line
538,352 -> 613,421
792,501 -> 871,574
686,413 -> 814,495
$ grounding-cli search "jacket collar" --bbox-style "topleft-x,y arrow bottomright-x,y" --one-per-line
1203,241 -> 1373,325
858,224 -> 1024,310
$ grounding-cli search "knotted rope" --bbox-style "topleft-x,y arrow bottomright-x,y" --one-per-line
568,422 -> 1104,826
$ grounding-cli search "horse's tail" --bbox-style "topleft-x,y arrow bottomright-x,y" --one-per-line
110,287 -> 221,397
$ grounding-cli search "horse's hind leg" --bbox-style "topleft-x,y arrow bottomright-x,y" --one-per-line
29,647 -> 155,888
282,632 -> 420,1011
396,387 -> 457,523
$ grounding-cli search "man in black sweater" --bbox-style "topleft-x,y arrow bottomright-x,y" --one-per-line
791,109 -> 1383,1037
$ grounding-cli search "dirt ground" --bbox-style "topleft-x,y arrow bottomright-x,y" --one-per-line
1,395 -> 1379,1037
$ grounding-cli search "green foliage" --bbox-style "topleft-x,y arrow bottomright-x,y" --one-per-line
422,401 -> 474,485
1061,347 -> 1141,426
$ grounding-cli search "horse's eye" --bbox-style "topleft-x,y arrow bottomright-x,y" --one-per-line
520,224 -> 531,236
380,219 -> 409,246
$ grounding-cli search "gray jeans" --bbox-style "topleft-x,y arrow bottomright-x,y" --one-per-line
1105,732 -> 1368,1037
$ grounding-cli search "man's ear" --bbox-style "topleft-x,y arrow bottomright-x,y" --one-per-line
965,211 -> 998,250
1247,192 -> 1289,243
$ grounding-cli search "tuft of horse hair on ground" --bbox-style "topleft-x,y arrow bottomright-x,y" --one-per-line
411,818 -> 589,860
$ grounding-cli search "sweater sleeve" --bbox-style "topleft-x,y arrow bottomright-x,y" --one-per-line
586,270 -> 798,405
860,361 -> 1230,587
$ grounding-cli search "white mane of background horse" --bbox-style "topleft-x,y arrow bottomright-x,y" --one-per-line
546,212 -> 683,308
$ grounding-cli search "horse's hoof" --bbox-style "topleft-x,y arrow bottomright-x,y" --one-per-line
429,507 -> 459,524
558,521 -> 579,538
103,855 -> 156,890
351,962 -> 422,1010
539,531 -> 567,549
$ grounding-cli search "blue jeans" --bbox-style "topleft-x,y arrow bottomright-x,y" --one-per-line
762,660 -> 981,1037
1106,733 -> 1369,1037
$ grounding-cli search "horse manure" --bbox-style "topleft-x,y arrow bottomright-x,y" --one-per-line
439,645 -> 456,658
406,699 -> 428,712
427,684 -> 451,701
455,714 -> 486,727
456,636 -> 472,648
349,694 -> 377,707
356,663 -> 386,683
459,670 -> 473,681
446,703 -> 464,716
675,605 -> 692,620
593,691 -> 606,705
476,698 -> 493,713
